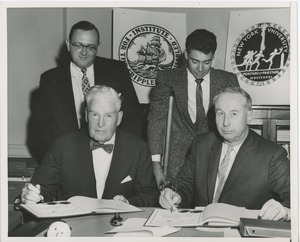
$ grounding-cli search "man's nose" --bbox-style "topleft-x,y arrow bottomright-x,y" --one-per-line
97,116 -> 105,127
223,115 -> 231,127
81,46 -> 88,55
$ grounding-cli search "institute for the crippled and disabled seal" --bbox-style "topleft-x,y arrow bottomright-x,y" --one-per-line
119,24 -> 182,87
231,22 -> 290,86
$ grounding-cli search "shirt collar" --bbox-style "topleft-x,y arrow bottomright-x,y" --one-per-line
71,62 -> 94,76
187,68 -> 210,84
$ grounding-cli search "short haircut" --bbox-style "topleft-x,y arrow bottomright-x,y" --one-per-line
85,85 -> 123,111
69,21 -> 100,45
213,87 -> 252,111
185,29 -> 217,55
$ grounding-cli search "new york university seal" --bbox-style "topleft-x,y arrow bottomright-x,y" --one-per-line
231,22 -> 290,86
119,24 -> 182,87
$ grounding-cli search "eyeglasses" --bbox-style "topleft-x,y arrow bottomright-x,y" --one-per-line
70,42 -> 98,53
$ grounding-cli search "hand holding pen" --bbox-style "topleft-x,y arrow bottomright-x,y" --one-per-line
159,179 -> 181,211
21,178 -> 44,204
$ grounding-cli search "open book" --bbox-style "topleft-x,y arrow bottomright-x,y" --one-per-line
20,196 -> 142,218
145,203 -> 260,227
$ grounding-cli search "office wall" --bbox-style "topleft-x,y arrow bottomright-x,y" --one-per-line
7,7 -> 277,158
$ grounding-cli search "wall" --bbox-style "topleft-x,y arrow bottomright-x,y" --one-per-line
7,6 -> 287,158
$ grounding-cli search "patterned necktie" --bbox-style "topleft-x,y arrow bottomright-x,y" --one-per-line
90,140 -> 114,154
213,145 -> 234,203
81,68 -> 90,97
195,78 -> 205,127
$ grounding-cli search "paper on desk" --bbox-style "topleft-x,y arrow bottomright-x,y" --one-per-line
107,218 -> 180,237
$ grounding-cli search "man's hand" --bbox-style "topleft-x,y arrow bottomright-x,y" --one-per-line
159,188 -> 181,210
21,183 -> 44,204
259,199 -> 290,221
113,195 -> 129,204
152,162 -> 167,189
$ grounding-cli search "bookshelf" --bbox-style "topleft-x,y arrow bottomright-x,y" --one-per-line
248,105 -> 290,158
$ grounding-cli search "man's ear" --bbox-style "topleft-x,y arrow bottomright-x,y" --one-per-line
85,108 -> 88,122
184,50 -> 188,60
66,39 -> 70,51
247,110 -> 252,124
117,111 -> 123,126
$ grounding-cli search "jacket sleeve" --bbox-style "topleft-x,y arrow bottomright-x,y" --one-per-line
117,62 -> 143,137
35,73 -> 58,147
268,146 -> 290,208
147,71 -> 172,155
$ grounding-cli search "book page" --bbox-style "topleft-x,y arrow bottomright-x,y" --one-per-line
144,208 -> 203,227
200,203 -> 260,227
20,201 -> 87,218
68,196 -> 142,213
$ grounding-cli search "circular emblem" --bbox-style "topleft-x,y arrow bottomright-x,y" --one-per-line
231,22 -> 290,86
119,24 -> 182,87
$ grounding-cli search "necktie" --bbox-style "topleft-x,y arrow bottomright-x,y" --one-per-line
90,140 -> 114,154
213,145 -> 234,203
81,68 -> 90,97
195,78 -> 205,127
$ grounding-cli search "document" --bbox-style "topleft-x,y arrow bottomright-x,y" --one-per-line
20,196 -> 142,218
145,203 -> 260,227
107,218 -> 180,237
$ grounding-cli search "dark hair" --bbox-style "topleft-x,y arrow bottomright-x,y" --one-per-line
69,21 -> 100,45
185,29 -> 217,55
213,86 -> 252,111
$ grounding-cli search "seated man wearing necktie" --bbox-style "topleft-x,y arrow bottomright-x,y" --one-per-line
159,87 -> 290,221
20,85 -> 159,207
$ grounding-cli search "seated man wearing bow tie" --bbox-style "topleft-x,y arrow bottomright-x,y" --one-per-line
20,85 -> 159,207
159,87 -> 290,221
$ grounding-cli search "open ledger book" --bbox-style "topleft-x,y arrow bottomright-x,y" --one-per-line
145,203 -> 260,227
20,196 -> 142,218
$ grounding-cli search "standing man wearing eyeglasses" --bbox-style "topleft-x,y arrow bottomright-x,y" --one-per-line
36,21 -> 142,150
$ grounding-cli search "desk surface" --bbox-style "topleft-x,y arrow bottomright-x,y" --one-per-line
10,207 -> 241,237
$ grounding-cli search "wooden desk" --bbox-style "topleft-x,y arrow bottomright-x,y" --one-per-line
10,208 -> 241,237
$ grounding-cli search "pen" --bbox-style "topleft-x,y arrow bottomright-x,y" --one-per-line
25,177 -> 44,204
170,179 -> 177,213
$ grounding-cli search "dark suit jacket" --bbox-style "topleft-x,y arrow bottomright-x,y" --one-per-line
36,56 -> 142,147
31,128 -> 160,207
176,130 -> 290,209
147,63 -> 239,180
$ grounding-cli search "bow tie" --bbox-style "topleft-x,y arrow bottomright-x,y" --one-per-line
90,140 -> 114,154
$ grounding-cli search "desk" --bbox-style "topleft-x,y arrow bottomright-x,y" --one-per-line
10,207 -> 241,237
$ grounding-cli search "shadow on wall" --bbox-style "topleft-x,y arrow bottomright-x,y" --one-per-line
26,42 -> 70,165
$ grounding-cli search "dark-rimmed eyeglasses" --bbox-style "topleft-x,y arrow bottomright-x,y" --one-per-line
70,42 -> 98,53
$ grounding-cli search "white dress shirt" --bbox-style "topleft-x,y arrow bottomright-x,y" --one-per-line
187,69 -> 210,123
70,63 -> 95,128
92,134 -> 115,199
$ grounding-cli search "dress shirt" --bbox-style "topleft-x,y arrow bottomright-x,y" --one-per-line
92,134 -> 115,199
212,142 -> 242,200
187,70 -> 210,123
70,63 -> 95,128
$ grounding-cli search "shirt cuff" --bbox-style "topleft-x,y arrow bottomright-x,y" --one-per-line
151,154 -> 161,162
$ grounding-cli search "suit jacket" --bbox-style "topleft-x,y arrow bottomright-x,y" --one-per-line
147,63 -> 239,180
31,128 -> 160,207
176,130 -> 290,209
36,56 -> 142,147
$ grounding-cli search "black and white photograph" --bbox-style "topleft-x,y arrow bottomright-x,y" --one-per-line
0,1 -> 298,242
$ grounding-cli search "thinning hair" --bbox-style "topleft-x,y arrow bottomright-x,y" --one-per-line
69,20 -> 100,45
185,29 -> 217,55
213,87 -> 252,111
85,85 -> 123,111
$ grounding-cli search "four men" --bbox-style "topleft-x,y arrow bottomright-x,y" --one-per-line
20,23 -> 290,223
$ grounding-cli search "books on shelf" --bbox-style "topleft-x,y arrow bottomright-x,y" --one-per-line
20,196 -> 142,218
145,203 -> 260,227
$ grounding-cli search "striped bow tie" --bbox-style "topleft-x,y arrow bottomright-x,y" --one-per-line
90,140 -> 114,154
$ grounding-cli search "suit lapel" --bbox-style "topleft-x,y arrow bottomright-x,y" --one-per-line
207,139 -> 223,203
103,130 -> 127,198
172,64 -> 195,129
75,132 -> 97,197
219,131 -> 254,200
